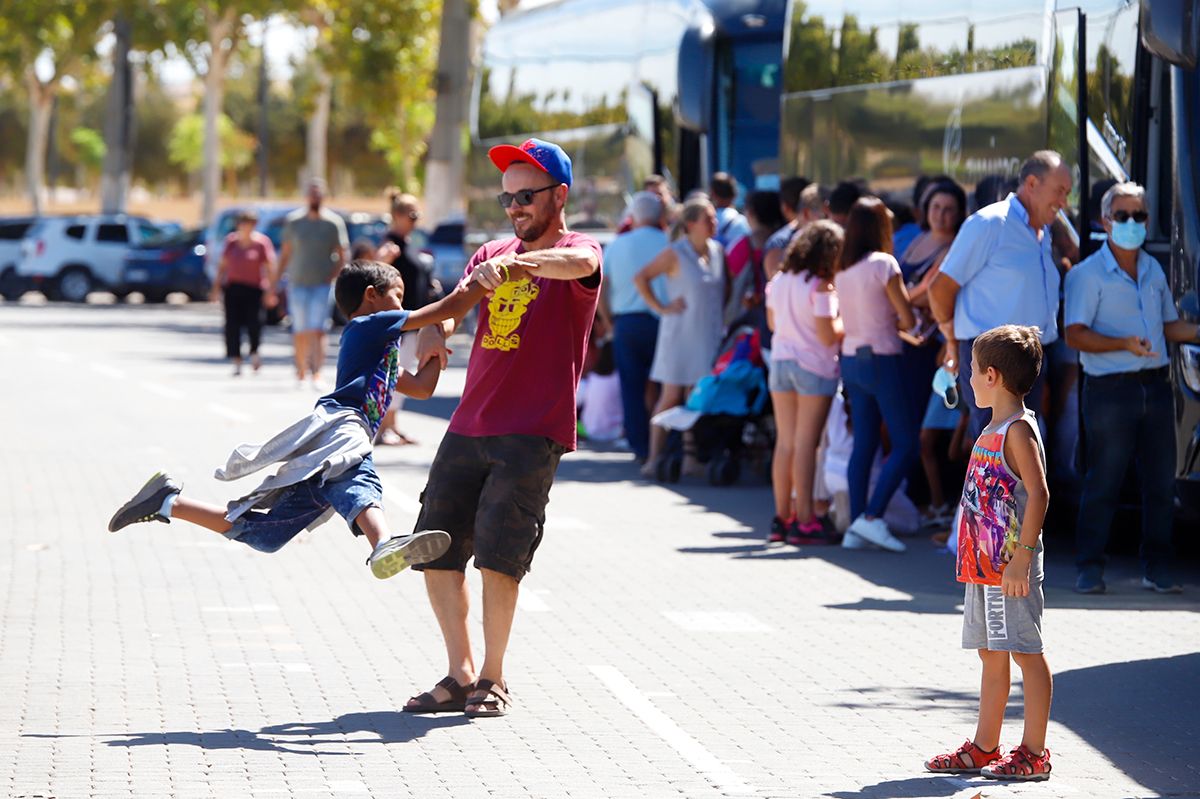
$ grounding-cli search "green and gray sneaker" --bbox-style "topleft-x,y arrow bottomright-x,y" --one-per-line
367,530 -> 451,579
108,472 -> 182,532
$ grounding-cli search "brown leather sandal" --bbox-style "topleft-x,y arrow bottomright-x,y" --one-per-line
464,679 -> 512,718
403,676 -> 474,714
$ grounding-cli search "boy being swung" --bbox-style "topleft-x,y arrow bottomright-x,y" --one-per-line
925,324 -> 1054,781
107,258 -> 530,577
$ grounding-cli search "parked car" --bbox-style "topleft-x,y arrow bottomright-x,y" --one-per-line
120,227 -> 209,302
343,212 -> 391,251
16,214 -> 167,302
0,215 -> 39,301
419,218 -> 468,293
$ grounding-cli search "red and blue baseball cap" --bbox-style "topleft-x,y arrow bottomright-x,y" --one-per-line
488,138 -> 573,188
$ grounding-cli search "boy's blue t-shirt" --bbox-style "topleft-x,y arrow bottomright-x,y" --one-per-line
317,309 -> 410,436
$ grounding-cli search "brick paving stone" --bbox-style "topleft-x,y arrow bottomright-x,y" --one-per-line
2,303 -> 1198,799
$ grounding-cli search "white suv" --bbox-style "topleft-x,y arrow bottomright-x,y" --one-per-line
17,215 -> 165,302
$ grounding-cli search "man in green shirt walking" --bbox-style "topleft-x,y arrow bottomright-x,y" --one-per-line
275,178 -> 349,386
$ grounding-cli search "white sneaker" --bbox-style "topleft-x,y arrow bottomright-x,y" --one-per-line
848,516 -> 906,552
841,530 -> 874,550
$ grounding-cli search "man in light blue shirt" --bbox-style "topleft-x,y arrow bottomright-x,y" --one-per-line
931,151 -> 1071,436
1063,182 -> 1199,595
601,192 -> 670,462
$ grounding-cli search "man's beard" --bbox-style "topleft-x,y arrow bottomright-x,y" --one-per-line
309,200 -> 321,211
512,213 -> 550,242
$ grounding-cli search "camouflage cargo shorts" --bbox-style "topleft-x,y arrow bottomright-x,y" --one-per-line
412,432 -> 566,582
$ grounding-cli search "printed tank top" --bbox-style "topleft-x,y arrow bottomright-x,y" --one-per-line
955,409 -> 1045,585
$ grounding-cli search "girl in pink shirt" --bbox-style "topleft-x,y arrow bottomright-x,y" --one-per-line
766,221 -> 845,545
834,197 -> 919,553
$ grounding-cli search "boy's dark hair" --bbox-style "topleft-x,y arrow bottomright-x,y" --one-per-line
746,190 -> 785,232
783,219 -> 843,280
709,172 -> 738,202
335,259 -> 401,318
828,179 -> 868,217
779,175 -> 811,213
973,325 -> 1043,396
839,196 -> 893,268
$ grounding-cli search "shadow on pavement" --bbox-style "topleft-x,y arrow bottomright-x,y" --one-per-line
1052,652 -> 1200,796
826,774 -> 966,798
30,712 -> 470,755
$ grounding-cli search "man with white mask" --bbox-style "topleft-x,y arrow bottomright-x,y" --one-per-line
1064,181 -> 1200,595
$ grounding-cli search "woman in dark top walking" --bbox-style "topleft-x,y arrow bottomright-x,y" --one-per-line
373,191 -> 438,444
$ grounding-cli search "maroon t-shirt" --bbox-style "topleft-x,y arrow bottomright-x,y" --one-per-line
448,232 -> 603,451
221,232 -> 276,289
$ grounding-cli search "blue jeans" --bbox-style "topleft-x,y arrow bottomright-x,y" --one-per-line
957,339 -> 1047,440
613,313 -> 659,461
225,456 -> 383,552
1074,372 -> 1176,582
840,350 -> 919,519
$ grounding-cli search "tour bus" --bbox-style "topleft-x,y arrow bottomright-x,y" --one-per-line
466,0 -> 787,244
778,0 -> 1200,512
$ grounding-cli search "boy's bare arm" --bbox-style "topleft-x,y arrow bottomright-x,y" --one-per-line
1001,420 -> 1050,597
393,358 -> 441,401
401,278 -> 488,332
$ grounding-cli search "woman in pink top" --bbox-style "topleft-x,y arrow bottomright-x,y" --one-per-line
833,197 -> 919,552
213,209 -> 277,376
765,220 -> 844,545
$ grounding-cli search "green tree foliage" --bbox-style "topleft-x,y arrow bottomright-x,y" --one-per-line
69,127 -> 106,174
316,0 -> 442,188
168,113 -> 255,173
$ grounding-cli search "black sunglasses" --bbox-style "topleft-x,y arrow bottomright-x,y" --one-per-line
1111,210 -> 1148,223
497,183 -> 560,209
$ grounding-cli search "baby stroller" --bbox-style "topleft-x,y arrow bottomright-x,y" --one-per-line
651,326 -> 773,485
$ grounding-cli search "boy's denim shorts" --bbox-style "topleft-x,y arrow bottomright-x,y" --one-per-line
225,455 -> 383,553
768,359 -> 839,396
288,283 -> 333,333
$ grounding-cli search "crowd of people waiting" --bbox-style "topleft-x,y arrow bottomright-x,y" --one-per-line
595,151 -> 1198,594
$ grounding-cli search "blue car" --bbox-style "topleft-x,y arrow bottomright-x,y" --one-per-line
120,227 -> 209,302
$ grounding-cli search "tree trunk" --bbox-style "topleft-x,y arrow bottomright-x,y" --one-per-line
424,0 -> 473,225
305,59 -> 332,185
24,74 -> 54,216
201,6 -> 238,226
100,14 -> 133,214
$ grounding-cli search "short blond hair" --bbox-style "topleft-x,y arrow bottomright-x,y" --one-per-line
973,325 -> 1043,396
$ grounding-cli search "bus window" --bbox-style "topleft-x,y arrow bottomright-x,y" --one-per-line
967,0 -> 1042,72
896,0 -> 970,80
783,0 -> 840,92
1083,0 -> 1139,177
716,38 -> 784,192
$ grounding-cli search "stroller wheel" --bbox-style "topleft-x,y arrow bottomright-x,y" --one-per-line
664,453 -> 683,483
707,453 -> 740,486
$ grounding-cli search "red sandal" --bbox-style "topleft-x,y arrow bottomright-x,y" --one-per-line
980,744 -> 1052,781
924,739 -> 1002,773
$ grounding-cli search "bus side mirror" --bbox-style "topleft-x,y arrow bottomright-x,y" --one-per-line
676,20 -> 714,132
1141,0 -> 1199,68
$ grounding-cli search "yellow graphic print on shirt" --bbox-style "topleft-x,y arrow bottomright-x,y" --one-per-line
482,277 -> 540,351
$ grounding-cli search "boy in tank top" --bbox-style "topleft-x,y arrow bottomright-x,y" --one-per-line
925,324 -> 1054,781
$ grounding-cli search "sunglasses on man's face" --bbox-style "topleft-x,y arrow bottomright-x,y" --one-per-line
1111,210 -> 1148,223
497,183 -> 561,209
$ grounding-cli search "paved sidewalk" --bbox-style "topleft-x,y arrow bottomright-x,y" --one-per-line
1,302 -> 1198,798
